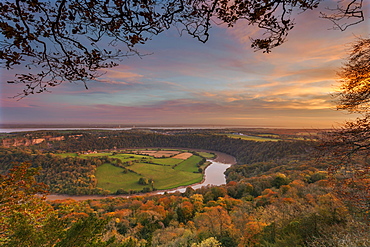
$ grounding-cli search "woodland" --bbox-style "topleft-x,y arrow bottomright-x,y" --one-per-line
0,129 -> 310,195
0,129 -> 369,246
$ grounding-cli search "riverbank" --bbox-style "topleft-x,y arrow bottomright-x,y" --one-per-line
210,151 -> 236,165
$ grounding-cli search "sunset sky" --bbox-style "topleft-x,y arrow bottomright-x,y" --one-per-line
1,1 -> 369,128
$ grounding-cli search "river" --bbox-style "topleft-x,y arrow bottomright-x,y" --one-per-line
46,155 -> 235,201
156,160 -> 231,194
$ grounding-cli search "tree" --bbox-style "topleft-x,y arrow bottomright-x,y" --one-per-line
53,215 -> 111,247
194,206 -> 233,239
336,37 -> 370,113
0,163 -> 115,246
191,237 -> 222,247
0,163 -> 50,245
2,0 -> 363,98
323,36 -> 370,161
320,37 -> 370,218
320,0 -> 365,31
138,177 -> 149,185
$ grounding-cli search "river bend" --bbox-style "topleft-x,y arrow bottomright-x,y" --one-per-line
47,151 -> 235,201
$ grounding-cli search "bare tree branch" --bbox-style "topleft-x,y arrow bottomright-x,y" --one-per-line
2,0 -> 362,97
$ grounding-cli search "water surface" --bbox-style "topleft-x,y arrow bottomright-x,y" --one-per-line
160,161 -> 231,194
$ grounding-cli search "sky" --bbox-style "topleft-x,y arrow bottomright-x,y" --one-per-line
1,1 -> 369,128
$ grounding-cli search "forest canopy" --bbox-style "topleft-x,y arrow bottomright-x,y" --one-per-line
0,129 -> 369,246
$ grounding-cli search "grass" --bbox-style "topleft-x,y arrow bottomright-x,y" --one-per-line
57,152 -> 152,161
56,153 -> 79,158
197,152 -> 216,159
95,161 -> 203,192
226,134 -> 280,142
174,155 -> 203,173
60,149 -> 205,193
128,162 -> 202,190
112,153 -> 149,161
150,158 -> 182,166
96,163 -> 143,192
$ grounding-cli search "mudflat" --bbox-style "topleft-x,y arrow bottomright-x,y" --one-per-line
211,151 -> 236,165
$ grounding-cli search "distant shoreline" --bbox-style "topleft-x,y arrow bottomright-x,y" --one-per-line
0,123 -> 271,129
0,126 -> 318,134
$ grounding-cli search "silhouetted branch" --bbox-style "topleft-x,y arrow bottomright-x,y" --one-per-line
321,0 -> 364,31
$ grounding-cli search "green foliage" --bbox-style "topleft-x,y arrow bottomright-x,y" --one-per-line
271,173 -> 290,188
55,215 -> 111,247
7,130 -> 311,166
308,171 -> 327,183
138,177 -> 150,185
0,148 -> 107,195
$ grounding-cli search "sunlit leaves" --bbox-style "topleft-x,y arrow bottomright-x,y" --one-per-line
321,37 -> 370,218
336,37 -> 370,112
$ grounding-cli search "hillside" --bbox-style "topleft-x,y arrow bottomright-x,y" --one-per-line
0,129 -> 368,246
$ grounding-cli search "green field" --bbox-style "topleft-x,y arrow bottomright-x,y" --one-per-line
58,152 -> 158,162
174,155 -> 203,172
58,150 -> 205,193
57,152 -> 80,158
95,163 -> 143,192
226,134 -> 280,142
121,162 -> 202,189
197,151 -> 216,159
150,157 -> 182,166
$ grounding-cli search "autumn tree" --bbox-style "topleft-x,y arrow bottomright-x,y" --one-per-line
1,0 -> 364,97
336,37 -> 370,113
0,163 -> 116,246
0,163 -> 50,245
194,206 -> 234,242
321,37 -> 370,218
192,237 -> 222,247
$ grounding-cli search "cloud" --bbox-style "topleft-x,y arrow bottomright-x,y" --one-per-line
98,68 -> 144,85
0,93 -> 356,128
2,3 -> 368,128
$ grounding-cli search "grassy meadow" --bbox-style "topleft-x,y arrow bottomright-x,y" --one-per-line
197,151 -> 216,159
226,134 -> 280,142
57,149 -> 210,193
95,163 -> 143,192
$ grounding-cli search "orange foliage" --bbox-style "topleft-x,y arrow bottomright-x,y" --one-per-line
281,197 -> 295,203
227,181 -> 238,186
194,206 -> 233,236
255,189 -> 278,206
114,209 -> 132,218
63,212 -> 89,220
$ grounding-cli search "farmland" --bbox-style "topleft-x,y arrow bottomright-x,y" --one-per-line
225,133 -> 281,142
58,149 -> 208,193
